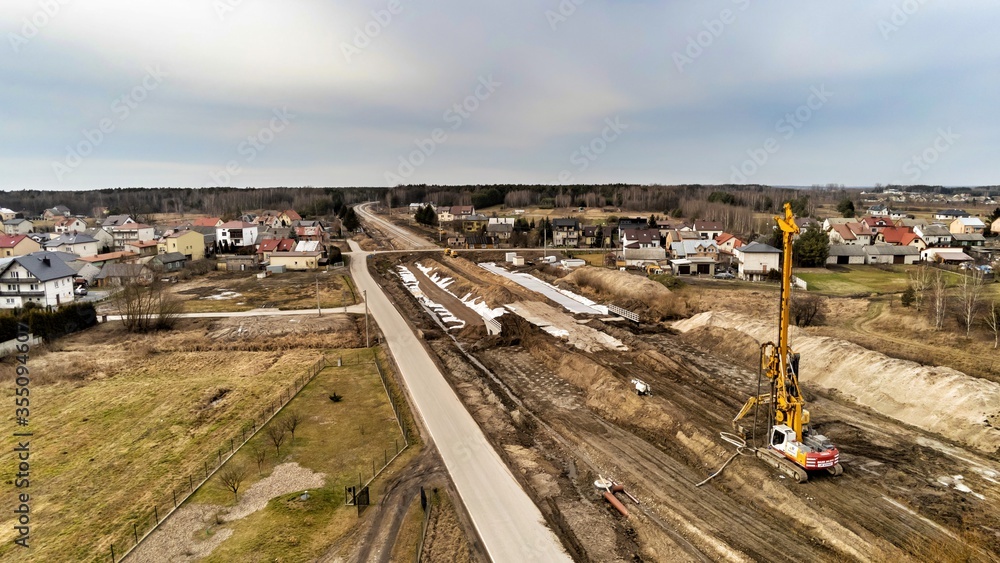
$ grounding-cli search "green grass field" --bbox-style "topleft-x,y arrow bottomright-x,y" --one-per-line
187,348 -> 412,562
797,265 -> 970,296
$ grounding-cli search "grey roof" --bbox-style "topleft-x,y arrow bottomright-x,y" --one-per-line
952,233 -> 986,242
486,223 -> 513,233
937,209 -> 969,217
158,252 -> 187,264
101,214 -> 133,227
919,225 -> 952,237
4,218 -> 30,225
670,240 -> 718,257
740,242 -> 780,254
828,245 -> 867,256
3,252 -> 77,282
865,244 -> 919,256
623,247 -> 667,260
552,218 -> 579,228
44,233 -> 98,247
96,263 -> 148,280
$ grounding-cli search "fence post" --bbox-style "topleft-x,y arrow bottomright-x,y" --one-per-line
133,523 -> 138,545
173,489 -> 177,508
111,544 -> 115,563
231,438 -> 234,453
190,475 -> 194,491
154,505 -> 158,523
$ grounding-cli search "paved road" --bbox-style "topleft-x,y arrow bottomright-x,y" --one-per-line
356,203 -> 439,249
348,239 -> 572,562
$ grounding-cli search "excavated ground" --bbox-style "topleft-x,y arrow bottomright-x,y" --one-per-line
370,251 -> 1000,562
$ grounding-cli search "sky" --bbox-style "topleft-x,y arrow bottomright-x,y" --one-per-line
1,1 -> 998,190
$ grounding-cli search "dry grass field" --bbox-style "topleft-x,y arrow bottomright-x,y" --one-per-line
167,270 -> 357,313
0,318 -> 367,562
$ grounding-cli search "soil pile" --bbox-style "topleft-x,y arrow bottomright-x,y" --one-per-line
559,267 -> 689,320
674,311 -> 1000,455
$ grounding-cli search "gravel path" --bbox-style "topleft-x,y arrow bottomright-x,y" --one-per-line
128,463 -> 325,562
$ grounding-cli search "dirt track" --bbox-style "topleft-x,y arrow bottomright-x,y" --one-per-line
368,250 -> 1000,562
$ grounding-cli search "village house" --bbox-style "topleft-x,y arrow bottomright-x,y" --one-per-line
43,233 -> 99,258
621,228 -> 661,251
551,218 -> 581,247
692,220 -> 724,240
486,222 -> 514,243
581,225 -> 612,248
0,235 -> 42,258
949,217 -> 986,235
53,216 -> 88,233
149,252 -> 187,273
0,252 -> 76,308
3,218 -> 33,236
95,263 -> 154,287
294,221 -> 326,242
83,227 -> 115,254
110,224 -> 156,251
0,208 -> 17,222
124,240 -> 160,257
191,217 -> 223,228
216,221 -> 259,248
158,229 -> 206,261
914,224 -> 953,247
935,209 -> 969,221
459,214 -> 489,234
42,205 -> 71,220
668,240 -> 719,275
269,251 -> 322,270
257,238 -> 296,263
734,242 -> 781,281
101,214 -> 135,228
436,207 -> 454,224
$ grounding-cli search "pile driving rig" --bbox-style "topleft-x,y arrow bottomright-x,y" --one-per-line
733,203 -> 842,483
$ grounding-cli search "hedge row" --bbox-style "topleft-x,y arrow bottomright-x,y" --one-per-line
0,302 -> 98,342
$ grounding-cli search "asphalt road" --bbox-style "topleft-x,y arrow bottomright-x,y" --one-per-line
348,238 -> 572,562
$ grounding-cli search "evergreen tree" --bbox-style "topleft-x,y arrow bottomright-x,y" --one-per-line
836,198 -> 855,218
342,207 -> 360,231
792,228 -> 830,267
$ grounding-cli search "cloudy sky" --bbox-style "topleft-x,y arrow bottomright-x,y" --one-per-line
1,1 -> 997,190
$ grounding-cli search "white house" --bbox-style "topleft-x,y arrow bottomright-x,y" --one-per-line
53,217 -> 88,233
110,223 -> 155,251
692,220 -> 724,240
3,218 -> 33,236
0,252 -> 76,309
621,228 -> 660,250
216,221 -> 259,248
43,233 -> 99,258
914,224 -> 952,247
735,242 -> 781,281
934,209 -> 969,221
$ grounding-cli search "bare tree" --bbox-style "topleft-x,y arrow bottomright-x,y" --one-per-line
908,265 -> 932,312
266,425 -> 286,458
957,269 -> 985,337
218,463 -> 248,503
250,443 -> 268,474
111,279 -> 182,332
281,411 -> 303,444
984,301 -> 1000,349
930,269 -> 948,331
790,292 -> 826,327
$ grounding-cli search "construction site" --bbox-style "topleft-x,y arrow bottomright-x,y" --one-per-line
361,213 -> 1000,562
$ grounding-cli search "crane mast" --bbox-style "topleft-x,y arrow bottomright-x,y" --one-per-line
732,202 -> 841,482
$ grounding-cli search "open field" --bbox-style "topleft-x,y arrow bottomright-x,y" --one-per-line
166,270 -> 356,313
130,348 -> 414,562
796,264 -> 974,296
0,322 -> 327,562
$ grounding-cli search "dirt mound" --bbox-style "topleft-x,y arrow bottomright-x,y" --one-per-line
559,267 -> 690,320
674,311 -> 1000,455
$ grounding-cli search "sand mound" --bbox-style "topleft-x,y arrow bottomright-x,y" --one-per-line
560,267 -> 689,320
674,311 -> 1000,454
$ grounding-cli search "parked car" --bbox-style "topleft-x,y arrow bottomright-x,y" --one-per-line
74,286 -> 88,296
714,271 -> 735,279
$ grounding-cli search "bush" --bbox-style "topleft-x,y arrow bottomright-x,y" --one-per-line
0,302 -> 98,342
901,286 -> 916,308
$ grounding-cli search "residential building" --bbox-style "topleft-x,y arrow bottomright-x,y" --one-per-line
450,205 -> 475,218
43,233 -> 99,258
621,228 -> 660,250
715,233 -> 745,255
95,263 -> 154,287
668,240 -> 719,275
921,247 -> 973,265
861,216 -> 893,235
0,208 -> 17,222
124,240 -> 159,257
110,224 -> 155,251
159,229 -> 205,261
486,222 -> 514,242
216,221 -> 259,248
83,227 -> 115,254
0,252 -> 76,308
551,218 -> 580,247
950,217 -> 986,235
617,218 -> 648,239
951,233 -> 986,248
257,238 -> 296,262
581,225 -> 611,248
101,214 -> 135,228
692,220 -> 724,240
0,235 -> 42,258
149,252 -> 187,272
459,214 -> 489,234
436,207 -> 454,224
294,222 -> 325,242
935,209 -> 969,220
620,247 -> 667,268
53,217 -> 88,233
735,242 -> 781,281
279,209 -> 302,225
3,218 -> 33,236
914,224 -> 953,247
269,251 -> 322,270
191,217 -> 223,228
867,204 -> 889,217
42,205 -> 71,220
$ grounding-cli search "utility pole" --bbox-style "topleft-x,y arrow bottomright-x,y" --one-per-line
364,289 -> 369,348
